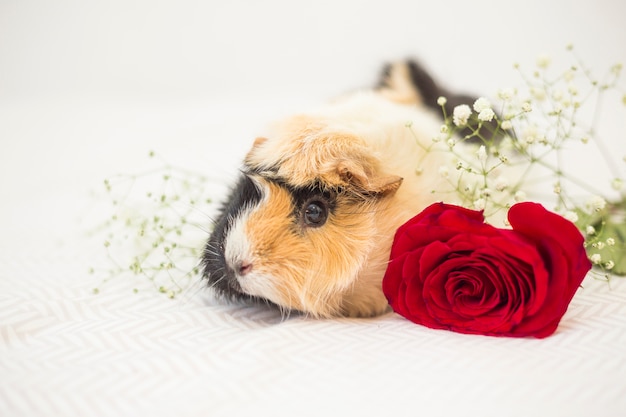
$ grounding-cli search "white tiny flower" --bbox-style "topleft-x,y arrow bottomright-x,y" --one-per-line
447,138 -> 456,148
587,195 -> 606,212
476,145 -> 488,163
607,237 -> 616,246
453,104 -> 472,126
552,103 -> 563,114
521,102 -> 532,112
438,165 -> 450,178
568,83 -> 579,96
480,188 -> 492,197
590,254 -> 602,265
611,178 -> 623,191
523,126 -> 537,144
437,96 -> 447,106
500,120 -> 513,130
563,211 -> 579,223
596,241 -> 606,250
536,54 -> 551,69
586,225 -> 596,235
473,97 -> 491,113
498,88 -> 515,100
477,108 -> 495,122
514,190 -> 527,202
473,198 -> 486,210
530,87 -> 546,101
611,63 -> 623,75
605,260 -> 615,270
440,124 -> 449,134
495,176 -> 509,191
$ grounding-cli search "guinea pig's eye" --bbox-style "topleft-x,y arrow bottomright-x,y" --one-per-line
302,199 -> 328,227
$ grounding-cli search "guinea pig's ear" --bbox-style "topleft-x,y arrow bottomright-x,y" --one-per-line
336,160 -> 403,197
245,137 -> 268,160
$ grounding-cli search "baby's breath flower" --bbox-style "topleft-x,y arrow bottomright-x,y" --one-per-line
447,138 -> 456,148
595,241 -> 606,250
590,253 -> 602,264
473,97 -> 491,113
480,188 -> 492,197
563,211 -> 579,223
605,260 -> 615,270
523,125 -> 537,144
453,104 -> 472,127
476,145 -> 488,163
530,87 -> 546,101
498,88 -> 515,101
514,190 -> 527,202
536,54 -> 551,69
500,120 -> 513,130
606,237 -> 616,246
473,198 -> 486,210
564,69 -> 576,82
521,102 -> 532,112
437,96 -> 447,106
440,124 -> 449,134
495,176 -> 509,191
477,108 -> 495,122
586,225 -> 596,235
587,195 -> 606,212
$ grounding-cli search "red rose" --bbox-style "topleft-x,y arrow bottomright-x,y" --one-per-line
382,202 -> 591,338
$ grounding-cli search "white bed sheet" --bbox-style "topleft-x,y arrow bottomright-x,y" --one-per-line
1,97 -> 625,417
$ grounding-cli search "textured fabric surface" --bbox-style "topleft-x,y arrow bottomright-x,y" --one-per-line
2,98 -> 625,417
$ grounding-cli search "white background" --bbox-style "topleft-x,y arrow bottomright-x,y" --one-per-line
1,0 -> 625,207
1,2 -> 625,416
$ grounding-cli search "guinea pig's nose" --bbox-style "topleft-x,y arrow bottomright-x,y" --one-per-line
237,260 -> 253,276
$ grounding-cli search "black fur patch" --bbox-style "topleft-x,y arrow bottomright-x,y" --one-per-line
379,59 -> 502,143
201,173 -> 263,299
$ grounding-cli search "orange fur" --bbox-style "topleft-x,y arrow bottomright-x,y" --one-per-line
225,64 -> 471,317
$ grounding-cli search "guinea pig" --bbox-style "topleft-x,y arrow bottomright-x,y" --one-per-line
201,60 -> 491,318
